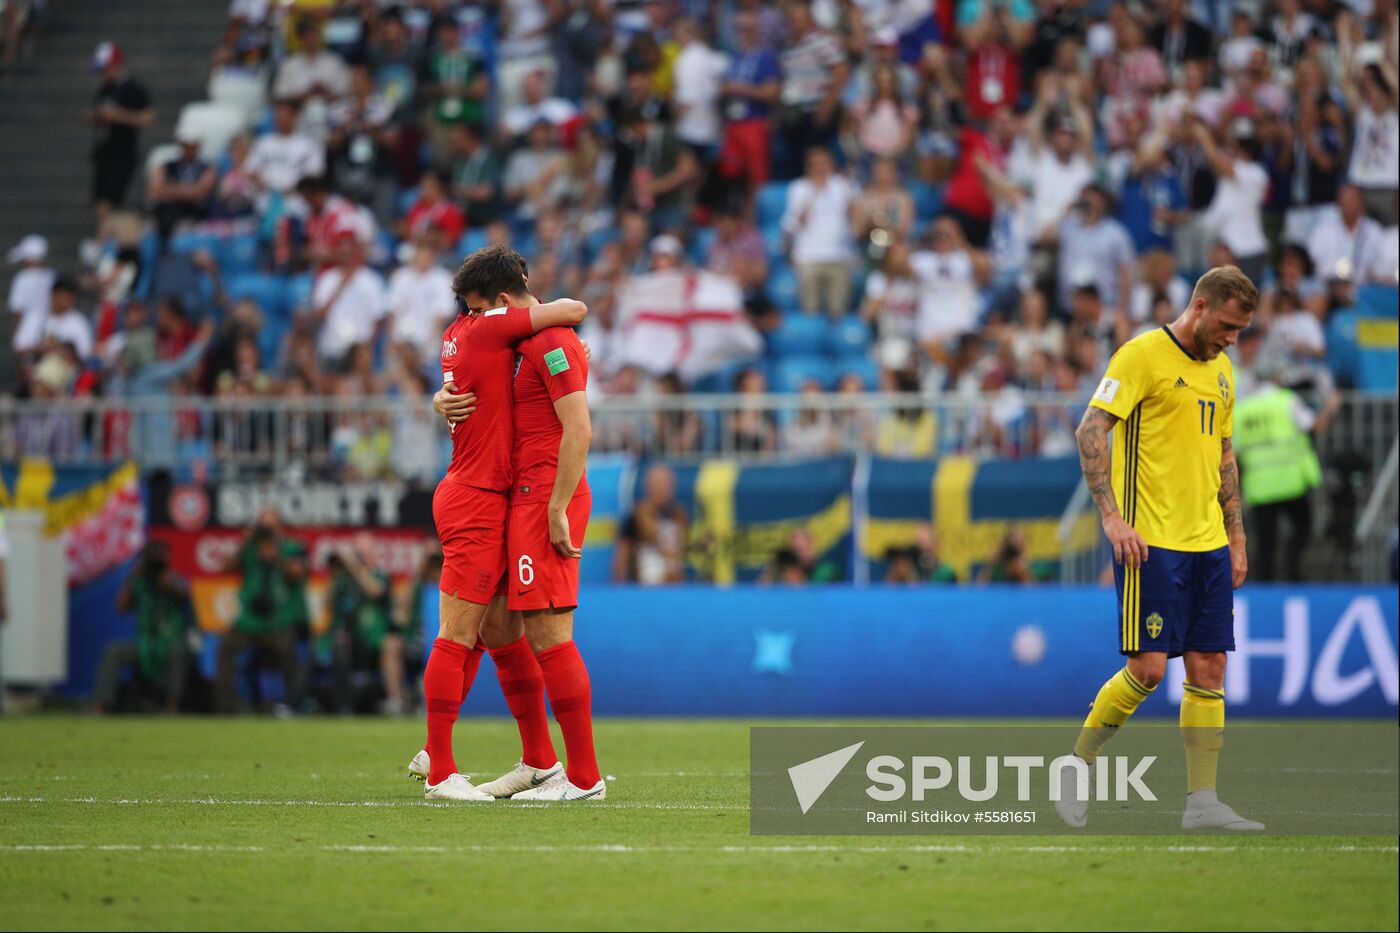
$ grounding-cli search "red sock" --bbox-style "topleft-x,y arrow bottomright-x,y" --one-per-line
536,640 -> 600,788
460,643 -> 485,704
488,637 -> 558,769
423,638 -> 469,785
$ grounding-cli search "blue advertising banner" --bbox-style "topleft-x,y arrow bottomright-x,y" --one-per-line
426,585 -> 1399,719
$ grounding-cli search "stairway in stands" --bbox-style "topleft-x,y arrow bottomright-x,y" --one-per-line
0,0 -> 228,287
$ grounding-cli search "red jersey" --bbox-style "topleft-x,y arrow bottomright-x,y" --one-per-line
440,306 -> 536,491
511,326 -> 589,499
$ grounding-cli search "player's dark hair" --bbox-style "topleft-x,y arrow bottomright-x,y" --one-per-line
1193,265 -> 1259,315
452,244 -> 531,305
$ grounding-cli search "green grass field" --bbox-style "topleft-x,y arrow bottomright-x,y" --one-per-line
0,716 -> 1395,931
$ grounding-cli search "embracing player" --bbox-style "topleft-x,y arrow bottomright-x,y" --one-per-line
1059,265 -> 1263,831
411,244 -> 587,801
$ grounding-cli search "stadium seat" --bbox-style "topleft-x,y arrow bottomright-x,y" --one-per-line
217,230 -> 261,276
225,272 -> 288,318
690,357 -> 763,393
395,186 -> 420,218
756,181 -> 789,230
169,229 -> 222,257
690,226 -> 717,265
769,311 -> 828,357
909,181 -> 944,223
771,354 -> 832,393
582,226 -> 617,264
285,273 -> 314,314
767,264 -> 799,311
459,228 -> 489,256
826,316 -> 872,357
762,226 -> 785,264
208,69 -> 268,123
835,355 -> 880,390
175,101 -> 249,160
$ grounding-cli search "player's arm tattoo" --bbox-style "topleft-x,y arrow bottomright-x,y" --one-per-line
1219,437 -> 1245,538
1075,407 -> 1122,519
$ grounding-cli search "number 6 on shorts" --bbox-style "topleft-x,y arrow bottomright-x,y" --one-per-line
517,554 -> 535,586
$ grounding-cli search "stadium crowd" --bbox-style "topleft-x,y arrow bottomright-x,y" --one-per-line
5,0 -> 1398,469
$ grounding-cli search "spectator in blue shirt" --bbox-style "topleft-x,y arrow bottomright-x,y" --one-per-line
720,10 -> 781,190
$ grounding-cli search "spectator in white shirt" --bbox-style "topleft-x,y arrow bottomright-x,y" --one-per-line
1055,184 -> 1137,320
1130,249 -> 1191,325
1193,116 -> 1270,283
387,245 -> 454,366
246,100 -> 326,196
671,17 -> 727,155
1369,208 -> 1399,285
1346,62 -> 1400,225
782,147 -> 856,317
311,234 -> 386,364
43,277 -> 94,361
1016,79 -> 1096,246
912,215 -> 987,364
273,18 -> 351,105
1307,185 -> 1387,284
7,234 -> 53,357
499,69 -> 578,143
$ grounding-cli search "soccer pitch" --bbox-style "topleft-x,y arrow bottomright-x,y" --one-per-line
0,717 -> 1395,931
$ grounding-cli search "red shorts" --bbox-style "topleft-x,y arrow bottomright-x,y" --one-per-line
433,478 -> 508,603
506,489 -> 591,611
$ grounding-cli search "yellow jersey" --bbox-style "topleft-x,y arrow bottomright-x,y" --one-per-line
1088,326 -> 1235,552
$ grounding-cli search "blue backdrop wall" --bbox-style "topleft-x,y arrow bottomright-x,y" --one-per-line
425,584 -> 1398,719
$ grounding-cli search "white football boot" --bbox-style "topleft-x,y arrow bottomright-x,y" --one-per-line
510,771 -> 607,801
1052,757 -> 1089,828
407,749 -> 430,782
424,772 -> 494,802
475,759 -> 564,798
1181,792 -> 1264,831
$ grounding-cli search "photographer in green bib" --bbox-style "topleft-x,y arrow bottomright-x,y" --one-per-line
215,510 -> 310,714
95,540 -> 196,712
1232,370 -> 1323,582
325,533 -> 406,714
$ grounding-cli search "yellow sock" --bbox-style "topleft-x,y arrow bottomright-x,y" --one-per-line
1072,668 -> 1155,763
1180,682 -> 1225,794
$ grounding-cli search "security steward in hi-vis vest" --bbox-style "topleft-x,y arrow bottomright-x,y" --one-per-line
1231,383 -> 1322,583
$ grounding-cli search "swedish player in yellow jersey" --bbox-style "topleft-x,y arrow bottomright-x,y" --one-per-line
1060,266 -> 1264,831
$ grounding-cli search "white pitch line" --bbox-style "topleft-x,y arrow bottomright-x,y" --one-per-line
0,795 -> 743,811
0,843 -> 1395,855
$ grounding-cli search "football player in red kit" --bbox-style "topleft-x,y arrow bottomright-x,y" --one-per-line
427,256 -> 603,801
411,244 -> 587,802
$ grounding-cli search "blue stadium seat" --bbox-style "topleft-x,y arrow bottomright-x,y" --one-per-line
909,181 -> 944,223
396,186 -> 420,218
134,230 -> 162,298
762,227 -> 785,264
756,181 -> 789,230
169,230 -> 221,256
767,264 -> 799,311
690,357 -> 763,393
834,354 -> 880,390
771,355 -> 831,393
690,226 -> 717,265
826,316 -> 872,357
225,272 -> 288,318
459,228 -> 489,257
217,230 -> 261,276
769,312 -> 828,357
582,226 -> 617,264
285,273 -> 314,314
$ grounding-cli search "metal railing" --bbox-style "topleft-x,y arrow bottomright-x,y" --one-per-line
0,390 -> 1091,473
1,390 -> 1395,580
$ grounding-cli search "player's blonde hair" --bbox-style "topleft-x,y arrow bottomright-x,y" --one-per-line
1191,265 -> 1259,315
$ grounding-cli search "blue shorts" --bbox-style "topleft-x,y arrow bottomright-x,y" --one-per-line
1114,544 -> 1234,657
